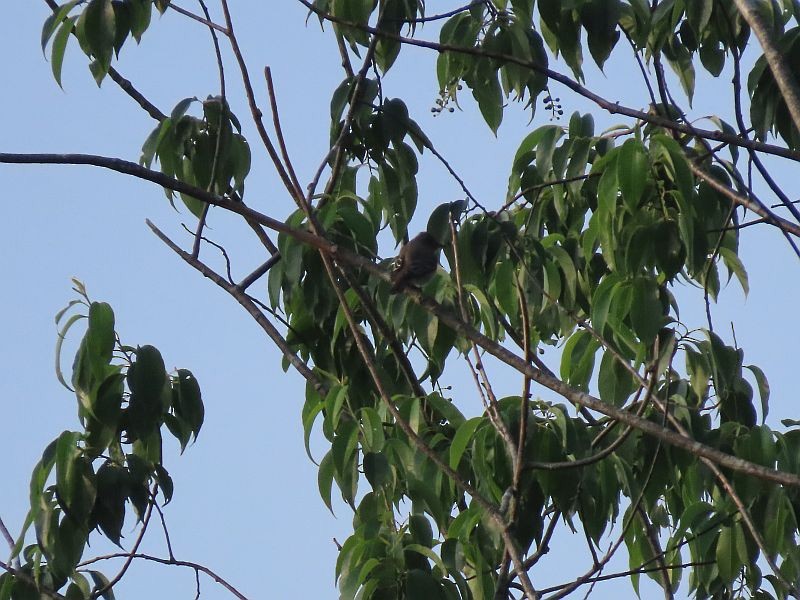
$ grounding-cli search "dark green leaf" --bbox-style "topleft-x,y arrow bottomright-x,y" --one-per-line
82,0 -> 116,77
597,350 -> 637,407
363,452 -> 391,490
630,278 -> 663,346
745,364 -> 770,422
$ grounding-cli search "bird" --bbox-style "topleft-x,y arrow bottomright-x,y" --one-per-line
389,232 -> 443,293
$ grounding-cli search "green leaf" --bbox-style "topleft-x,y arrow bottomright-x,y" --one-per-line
55,312 -> 86,391
318,450 -> 335,514
629,278 -> 663,346
471,65 -> 503,134
716,523 -> 745,583
591,274 -> 618,337
424,393 -> 465,429
0,573 -> 13,600
560,330 -> 599,391
129,0 -> 152,41
51,17 -> 76,88
87,302 -> 115,378
360,407 -> 386,453
126,345 -> 167,441
618,139 -> 648,211
718,246 -> 749,296
653,135 -> 694,208
56,431 -> 96,524
598,350 -> 637,407
82,0 -> 116,78
427,201 -> 455,245
172,368 -> 204,443
363,452 -> 391,490
745,364 -> 770,422
42,0 -> 81,53
686,0 -> 713,34
88,571 -> 115,600
92,463 -> 127,546
449,417 -> 483,470
665,34 -> 696,103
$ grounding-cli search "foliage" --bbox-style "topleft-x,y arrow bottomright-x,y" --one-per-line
0,280 -> 203,600
5,0 -> 800,599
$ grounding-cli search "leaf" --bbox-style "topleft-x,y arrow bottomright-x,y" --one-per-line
653,135 -> 695,212
51,17 -> 76,88
424,393 -> 465,429
716,524 -> 745,584
745,364 -> 770,422
129,0 -> 152,42
471,66 -> 503,134
42,0 -> 81,53
363,452 -> 391,490
560,330 -> 599,391
86,302 -> 115,378
88,571 -> 115,600
126,345 -> 167,441
598,350 -> 637,407
665,34 -> 696,103
686,0 -> 713,34
449,417 -> 483,470
630,278 -> 663,346
172,368 -> 204,443
591,274 -> 618,337
318,450 -> 335,514
427,201 -> 455,245
718,246 -> 749,296
618,139 -> 648,211
55,313 -> 86,392
82,0 -> 116,78
55,431 -> 96,524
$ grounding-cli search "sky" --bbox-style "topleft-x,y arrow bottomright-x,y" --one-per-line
1,2 -> 798,599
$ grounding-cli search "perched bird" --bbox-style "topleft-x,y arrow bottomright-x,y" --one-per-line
390,232 -> 443,293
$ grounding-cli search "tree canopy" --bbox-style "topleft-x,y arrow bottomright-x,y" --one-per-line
3,1 -> 800,599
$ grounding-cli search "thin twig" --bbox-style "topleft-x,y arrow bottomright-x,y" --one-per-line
264,67 -> 304,198
219,0 -> 301,203
147,219 -> 327,396
92,484 -> 157,599
78,552 -> 248,600
168,2 -> 229,33
153,501 -> 175,561
191,0 -> 227,259
0,517 -> 13,553
308,35 -> 380,205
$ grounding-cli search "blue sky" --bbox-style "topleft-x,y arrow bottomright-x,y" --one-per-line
1,3 -> 798,599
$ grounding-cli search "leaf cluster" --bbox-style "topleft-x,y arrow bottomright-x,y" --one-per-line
1,284 -> 203,600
